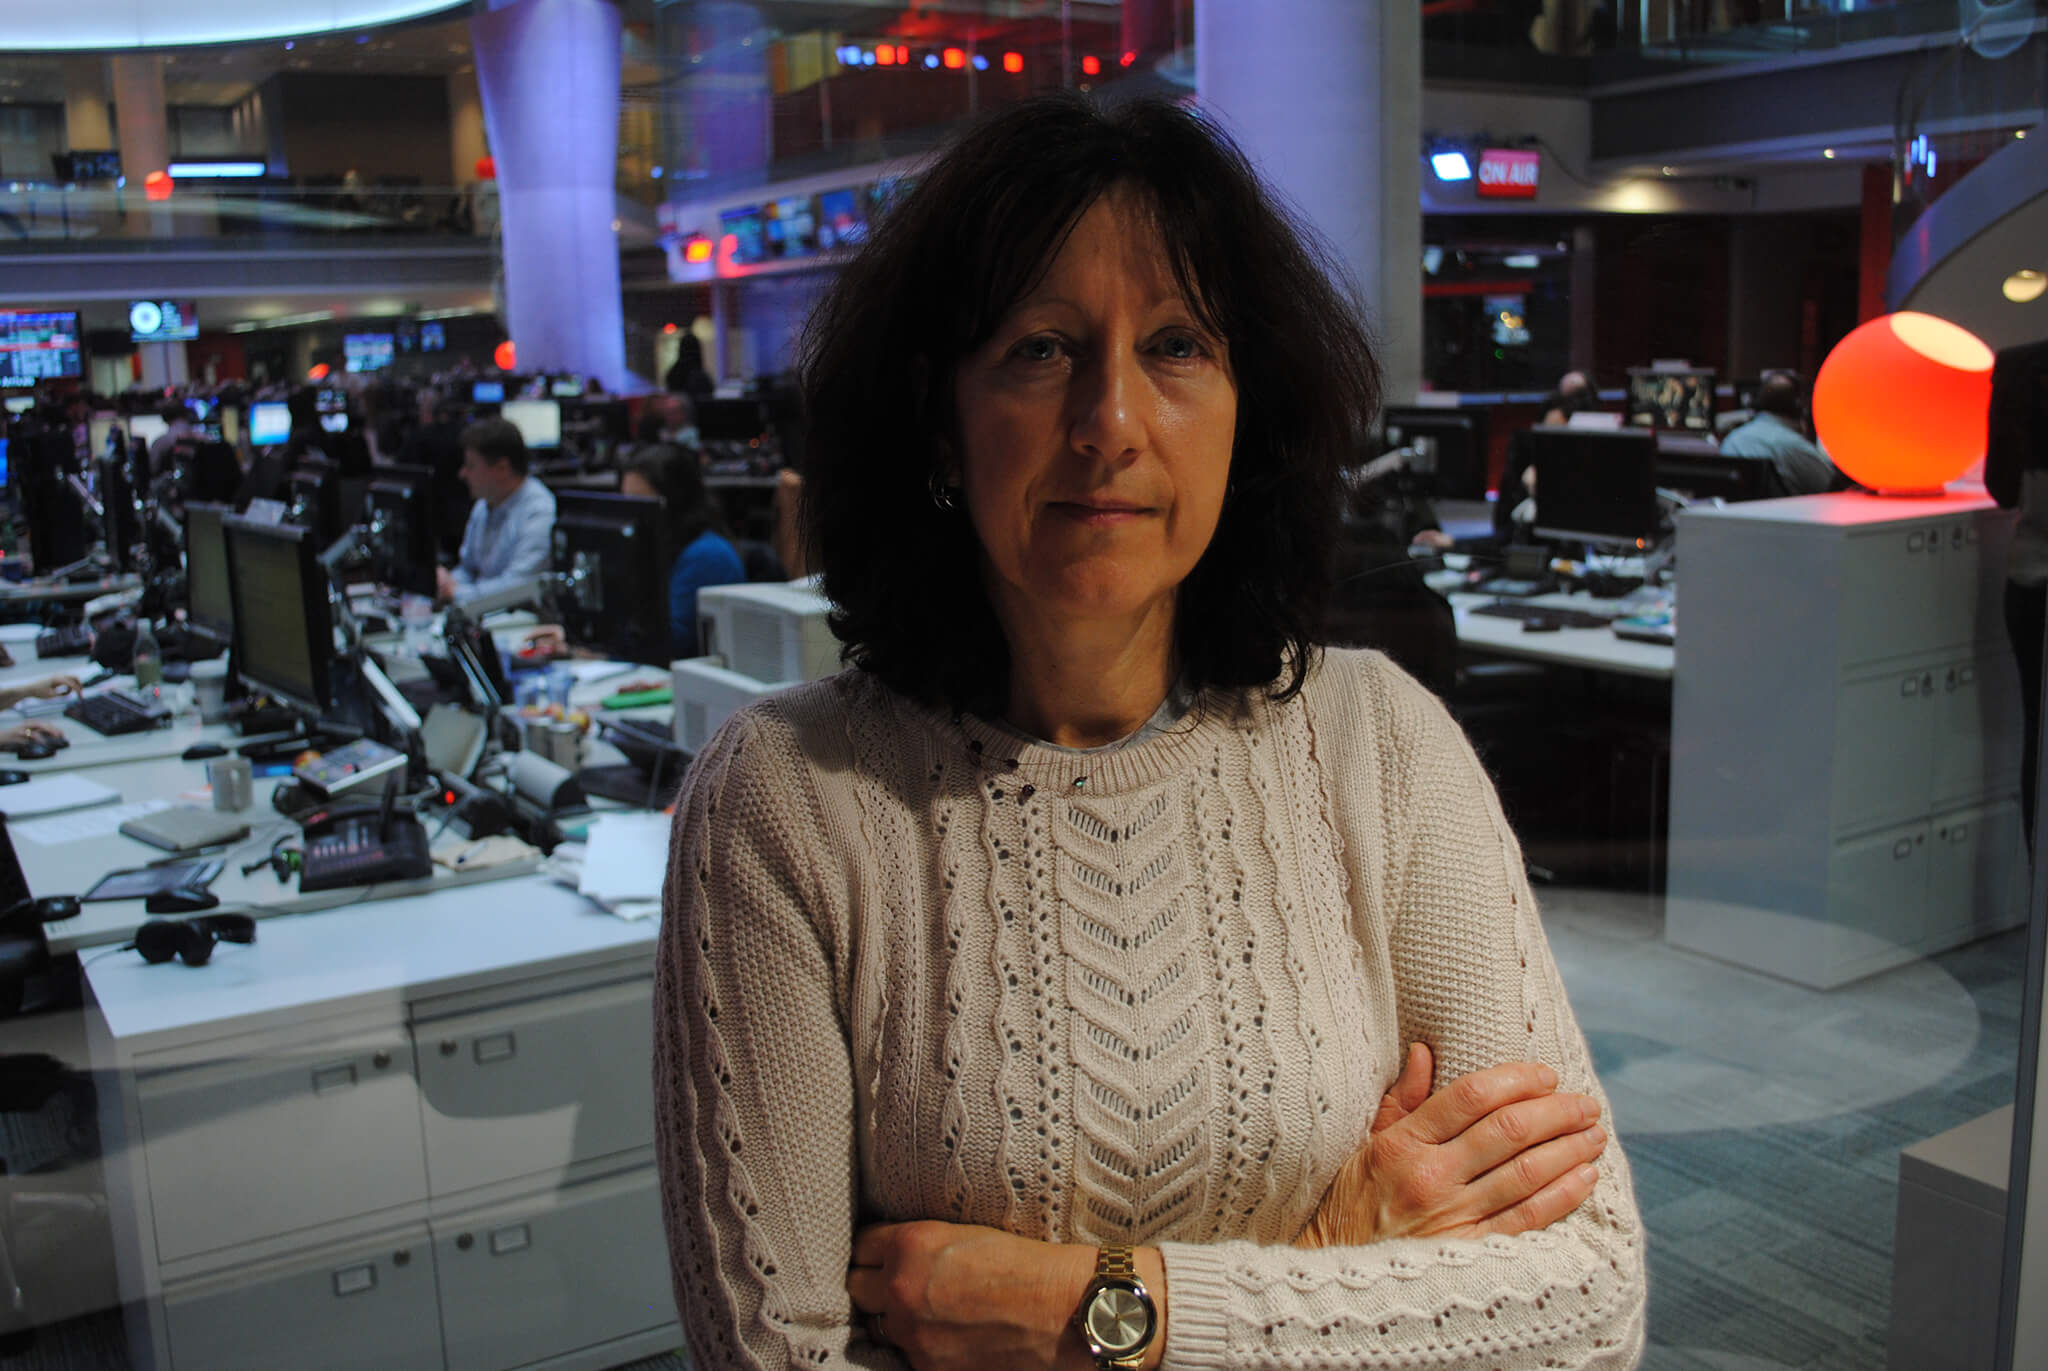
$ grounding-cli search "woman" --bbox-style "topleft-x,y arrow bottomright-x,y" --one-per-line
619,444 -> 745,659
655,95 -> 1644,1370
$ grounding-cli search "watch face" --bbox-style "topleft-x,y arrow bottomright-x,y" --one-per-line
1086,1285 -> 1152,1355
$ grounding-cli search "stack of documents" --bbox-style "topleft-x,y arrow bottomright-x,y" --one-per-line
557,812 -> 671,920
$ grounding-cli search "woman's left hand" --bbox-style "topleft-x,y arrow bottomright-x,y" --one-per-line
847,1221 -> 1097,1371
24,675 -> 81,700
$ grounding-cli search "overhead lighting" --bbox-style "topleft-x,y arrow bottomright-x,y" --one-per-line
923,53 -> 940,69
1503,254 -> 1541,269
972,53 -> 989,71
1661,165 -> 1676,177
167,161 -> 266,179
1431,151 -> 1473,182
1002,51 -> 1023,74
2005,269 -> 2047,303
2019,129 -> 2030,140
1822,148 -> 1837,159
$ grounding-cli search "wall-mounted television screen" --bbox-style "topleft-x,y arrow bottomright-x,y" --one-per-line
0,310 -> 82,387
817,187 -> 868,250
344,333 -> 395,373
719,206 -> 767,265
129,299 -> 199,343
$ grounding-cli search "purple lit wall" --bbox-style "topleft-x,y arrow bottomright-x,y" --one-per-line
472,0 -> 630,391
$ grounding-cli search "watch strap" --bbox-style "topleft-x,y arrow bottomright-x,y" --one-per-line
1085,1245 -> 1150,1370
1097,1244 -> 1137,1280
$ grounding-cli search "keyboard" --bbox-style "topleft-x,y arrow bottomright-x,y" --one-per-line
1468,600 -> 1615,629
299,817 -> 434,893
64,689 -> 166,737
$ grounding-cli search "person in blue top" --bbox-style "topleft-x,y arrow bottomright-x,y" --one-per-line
619,444 -> 747,659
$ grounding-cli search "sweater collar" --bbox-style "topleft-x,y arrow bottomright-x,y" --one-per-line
915,688 -> 1248,797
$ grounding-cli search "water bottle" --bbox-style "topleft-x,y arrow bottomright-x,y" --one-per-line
132,618 -> 163,692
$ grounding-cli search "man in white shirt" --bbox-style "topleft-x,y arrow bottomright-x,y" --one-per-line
435,417 -> 557,606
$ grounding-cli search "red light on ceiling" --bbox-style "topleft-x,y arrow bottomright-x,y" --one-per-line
474,155 -> 495,180
875,44 -> 894,65
307,363 -> 330,381
1121,50 -> 1136,66
943,48 -> 965,69
1081,55 -> 1100,75
663,322 -> 679,335
494,340 -> 516,371
684,238 -> 712,264
143,169 -> 173,201
1002,51 -> 1023,74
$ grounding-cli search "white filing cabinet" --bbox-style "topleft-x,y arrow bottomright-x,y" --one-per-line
1665,491 -> 2028,988
88,880 -> 680,1371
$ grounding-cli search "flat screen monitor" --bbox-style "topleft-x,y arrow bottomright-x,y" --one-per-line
0,438 -> 8,488
127,413 -> 169,445
344,333 -> 394,373
184,502 -> 235,643
315,388 -> 347,414
551,491 -> 674,665
319,412 -> 349,434
0,310 -> 81,387
1527,427 -> 1660,546
1626,368 -> 1717,432
248,401 -> 291,447
501,399 -> 560,449
420,321 -> 446,352
1380,406 -> 1489,502
363,464 -> 438,599
128,300 -> 199,343
222,515 -> 333,716
472,380 -> 506,405
696,397 -> 763,444
765,195 -> 816,258
3,396 -> 34,416
817,187 -> 868,250
1654,437 -> 1777,503
285,462 -> 345,546
549,376 -> 584,399
719,205 -> 767,265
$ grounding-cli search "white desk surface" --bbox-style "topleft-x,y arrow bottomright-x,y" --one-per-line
1448,592 -> 1676,681
84,875 -> 656,1055
26,753 -> 542,955
0,573 -> 140,605
0,674 -> 278,773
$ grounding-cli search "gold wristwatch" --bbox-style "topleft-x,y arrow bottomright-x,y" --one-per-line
1074,1244 -> 1156,1370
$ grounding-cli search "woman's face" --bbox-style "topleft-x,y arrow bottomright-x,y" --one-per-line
952,191 -> 1237,638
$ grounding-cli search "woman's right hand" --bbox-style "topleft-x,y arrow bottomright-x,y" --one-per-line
1296,1042 -> 1607,1249
0,722 -> 63,752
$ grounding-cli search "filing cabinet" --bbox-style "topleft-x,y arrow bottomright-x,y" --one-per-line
1667,492 -> 2027,988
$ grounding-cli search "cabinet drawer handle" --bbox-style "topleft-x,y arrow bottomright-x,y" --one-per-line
333,1264 -> 377,1297
313,1064 -> 357,1095
372,1051 -> 392,1070
440,1040 -> 459,1057
456,1232 -> 474,1252
474,1032 -> 516,1065
1922,673 -> 1935,695
393,1248 -> 411,1267
1894,839 -> 1913,860
490,1224 -> 531,1256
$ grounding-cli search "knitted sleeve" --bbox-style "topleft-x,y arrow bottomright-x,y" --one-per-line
1153,661 -> 1647,1369
653,708 -> 903,1371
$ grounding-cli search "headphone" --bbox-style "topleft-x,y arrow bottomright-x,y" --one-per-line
126,914 -> 257,967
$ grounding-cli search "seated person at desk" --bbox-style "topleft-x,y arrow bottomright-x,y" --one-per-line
0,674 -> 82,753
148,401 -> 196,478
1719,370 -> 1840,497
524,445 -> 747,661
435,417 -> 558,607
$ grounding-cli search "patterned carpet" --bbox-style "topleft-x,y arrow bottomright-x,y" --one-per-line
2,893 -> 2024,1371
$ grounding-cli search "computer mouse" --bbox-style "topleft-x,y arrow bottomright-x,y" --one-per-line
33,894 -> 81,922
182,743 -> 229,761
0,770 -> 27,786
1521,616 -> 1564,633
15,743 -> 57,760
145,888 -> 221,915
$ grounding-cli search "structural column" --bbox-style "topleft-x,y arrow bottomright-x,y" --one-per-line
62,58 -> 113,153
109,54 -> 172,239
472,0 -> 630,391
1196,0 -> 1423,404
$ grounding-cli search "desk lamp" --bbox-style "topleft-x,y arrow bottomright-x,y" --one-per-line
1812,311 -> 1994,496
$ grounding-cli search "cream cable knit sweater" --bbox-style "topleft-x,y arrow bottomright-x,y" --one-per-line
654,648 -> 1647,1369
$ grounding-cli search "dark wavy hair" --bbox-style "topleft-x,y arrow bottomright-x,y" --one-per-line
621,443 -> 726,550
799,93 -> 1381,714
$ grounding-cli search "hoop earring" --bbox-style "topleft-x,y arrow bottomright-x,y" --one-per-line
929,470 -> 961,512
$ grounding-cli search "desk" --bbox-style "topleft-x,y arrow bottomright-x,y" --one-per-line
0,573 -> 140,609
84,877 -> 679,1371
24,754 -> 541,955
1447,592 -> 1675,681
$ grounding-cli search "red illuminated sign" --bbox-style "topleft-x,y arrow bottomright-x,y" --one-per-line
1476,148 -> 1540,199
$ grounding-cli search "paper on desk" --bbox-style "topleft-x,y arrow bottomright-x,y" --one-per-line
576,813 -> 671,908
0,773 -> 122,821
0,624 -> 43,644
13,798 -> 170,845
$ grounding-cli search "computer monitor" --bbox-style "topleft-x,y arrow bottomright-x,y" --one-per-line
1379,406 -> 1490,501
719,205 -> 767,265
1626,368 -> 1718,432
696,397 -> 764,444
1654,436 -> 1777,504
551,491 -> 674,666
1527,427 -> 1660,546
248,402 -> 291,447
286,461 -> 345,547
184,502 -> 235,644
3,396 -> 34,416
363,464 -> 438,598
549,376 -> 584,399
315,388 -> 347,414
472,380 -> 505,405
343,333 -> 394,374
127,413 -> 169,446
222,515 -> 333,716
817,186 -> 868,250
501,399 -> 560,450
0,310 -> 81,386
319,412 -> 349,435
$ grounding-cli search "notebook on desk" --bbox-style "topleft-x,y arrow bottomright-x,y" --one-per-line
119,806 -> 251,853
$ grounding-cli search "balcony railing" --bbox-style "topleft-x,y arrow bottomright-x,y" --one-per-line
1893,4 -> 2048,243
0,183 -> 497,249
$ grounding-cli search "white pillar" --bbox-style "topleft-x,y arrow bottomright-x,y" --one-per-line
63,58 -> 113,152
1196,0 -> 1423,403
109,54 -> 172,238
449,65 -> 489,190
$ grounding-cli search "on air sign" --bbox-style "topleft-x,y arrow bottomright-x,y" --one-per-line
1476,148 -> 1541,199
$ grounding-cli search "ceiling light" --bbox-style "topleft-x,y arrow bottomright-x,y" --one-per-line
1661,165 -> 1676,177
2005,269 -> 2047,303
1431,151 -> 1473,182
1823,148 -> 1836,159
2019,129 -> 2030,140
1504,254 -> 1541,269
